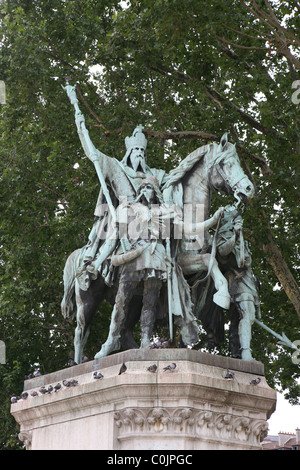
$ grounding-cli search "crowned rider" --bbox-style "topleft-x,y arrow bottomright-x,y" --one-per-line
64,83 -> 231,312
81,124 -> 166,266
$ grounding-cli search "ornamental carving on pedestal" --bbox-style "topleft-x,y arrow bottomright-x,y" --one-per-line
114,407 -> 268,446
18,431 -> 32,450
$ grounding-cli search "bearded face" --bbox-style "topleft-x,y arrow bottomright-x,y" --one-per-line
139,183 -> 155,204
129,147 -> 147,173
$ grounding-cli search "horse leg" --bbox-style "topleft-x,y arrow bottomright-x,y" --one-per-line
228,305 -> 242,358
74,311 -> 90,364
74,277 -> 105,364
74,294 -> 90,364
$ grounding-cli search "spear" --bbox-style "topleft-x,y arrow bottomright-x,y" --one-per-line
254,318 -> 299,351
166,238 -> 174,342
62,81 -> 117,224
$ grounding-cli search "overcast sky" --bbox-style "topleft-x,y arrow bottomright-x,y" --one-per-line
267,392 -> 300,435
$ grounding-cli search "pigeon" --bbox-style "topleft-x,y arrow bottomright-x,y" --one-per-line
82,355 -> 89,363
147,364 -> 158,373
47,385 -> 53,394
93,371 -> 104,380
11,395 -> 18,404
54,383 -> 61,392
39,386 -> 48,394
224,370 -> 235,380
163,363 -> 176,372
150,338 -> 170,349
118,363 -> 127,375
20,392 -> 28,400
250,377 -> 261,386
70,379 -> 78,387
68,359 -> 77,367
63,379 -> 71,387
25,369 -> 42,380
30,390 -> 38,397
24,373 -> 34,380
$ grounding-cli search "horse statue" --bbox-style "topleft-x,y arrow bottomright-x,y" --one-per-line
61,133 -> 255,363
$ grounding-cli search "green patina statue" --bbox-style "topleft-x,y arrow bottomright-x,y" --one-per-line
62,81 -> 290,364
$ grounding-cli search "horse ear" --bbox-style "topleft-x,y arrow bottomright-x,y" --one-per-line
220,132 -> 228,149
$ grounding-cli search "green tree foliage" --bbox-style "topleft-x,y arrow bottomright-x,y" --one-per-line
0,0 -> 299,448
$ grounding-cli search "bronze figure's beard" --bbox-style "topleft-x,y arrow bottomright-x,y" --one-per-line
130,155 -> 147,173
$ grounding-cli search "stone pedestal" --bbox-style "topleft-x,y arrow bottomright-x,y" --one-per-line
11,349 -> 276,450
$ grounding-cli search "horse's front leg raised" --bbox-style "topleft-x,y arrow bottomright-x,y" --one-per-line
178,252 -> 230,310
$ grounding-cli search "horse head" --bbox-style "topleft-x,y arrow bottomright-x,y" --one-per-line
208,133 -> 255,205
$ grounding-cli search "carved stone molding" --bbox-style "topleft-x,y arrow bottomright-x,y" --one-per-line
18,431 -> 32,450
114,407 -> 268,446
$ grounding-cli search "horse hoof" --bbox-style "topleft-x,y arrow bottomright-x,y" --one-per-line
213,291 -> 230,310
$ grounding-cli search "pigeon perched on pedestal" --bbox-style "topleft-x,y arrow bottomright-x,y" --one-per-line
54,383 -> 62,392
93,371 -> 104,379
224,370 -> 235,380
118,363 -> 127,375
250,377 -> 261,385
147,364 -> 158,373
68,359 -> 77,367
163,363 -> 176,372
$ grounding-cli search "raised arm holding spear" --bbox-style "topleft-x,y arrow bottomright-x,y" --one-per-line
62,81 -> 117,225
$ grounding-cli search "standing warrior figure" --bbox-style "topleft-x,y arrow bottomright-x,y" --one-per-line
216,205 -> 260,360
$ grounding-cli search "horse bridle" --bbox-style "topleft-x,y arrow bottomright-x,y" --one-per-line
209,149 -> 248,207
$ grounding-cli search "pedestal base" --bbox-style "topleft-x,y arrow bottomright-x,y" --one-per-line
11,349 -> 276,450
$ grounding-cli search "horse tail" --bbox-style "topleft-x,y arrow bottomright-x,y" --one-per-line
61,248 -> 81,320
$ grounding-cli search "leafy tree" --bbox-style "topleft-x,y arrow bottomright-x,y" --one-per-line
0,0 -> 299,448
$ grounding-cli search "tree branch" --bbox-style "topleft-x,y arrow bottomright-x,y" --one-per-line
143,129 -> 217,141
241,1 -> 300,70
143,128 -> 273,175
216,35 -> 270,51
263,232 -> 300,320
76,84 -> 107,131
205,86 -> 278,137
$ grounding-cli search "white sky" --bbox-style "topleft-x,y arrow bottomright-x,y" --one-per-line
267,392 -> 300,435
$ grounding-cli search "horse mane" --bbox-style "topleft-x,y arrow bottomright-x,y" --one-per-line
162,143 -> 212,190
